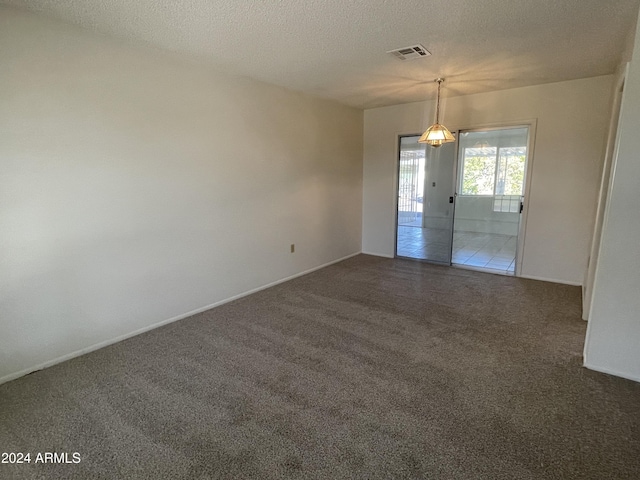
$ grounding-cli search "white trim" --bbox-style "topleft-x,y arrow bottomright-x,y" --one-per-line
448,119 -> 540,134
362,251 -> 395,258
583,362 -> 640,383
583,63 -> 629,322
518,274 -> 581,287
0,251 -> 361,386
516,120 -> 537,276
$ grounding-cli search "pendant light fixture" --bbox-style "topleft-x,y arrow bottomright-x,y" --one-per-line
419,78 -> 455,148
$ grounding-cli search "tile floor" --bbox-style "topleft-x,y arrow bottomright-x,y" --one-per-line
396,225 -> 452,264
452,231 -> 517,274
396,226 -> 517,275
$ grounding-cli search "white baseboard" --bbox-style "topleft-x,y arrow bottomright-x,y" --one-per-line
0,251 -> 362,386
518,274 -> 582,287
583,362 -> 640,383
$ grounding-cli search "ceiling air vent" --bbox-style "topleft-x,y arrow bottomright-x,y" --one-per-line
387,44 -> 431,61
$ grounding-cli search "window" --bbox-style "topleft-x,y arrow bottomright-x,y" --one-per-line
460,147 -> 498,195
460,146 -> 526,197
458,128 -> 528,213
495,147 -> 526,196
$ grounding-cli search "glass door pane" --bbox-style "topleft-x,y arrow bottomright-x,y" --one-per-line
396,136 -> 456,264
452,127 -> 529,274
397,136 -> 424,229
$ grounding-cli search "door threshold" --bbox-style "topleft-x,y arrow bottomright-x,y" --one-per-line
452,263 -> 515,277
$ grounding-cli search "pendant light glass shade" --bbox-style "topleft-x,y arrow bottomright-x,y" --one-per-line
419,78 -> 455,148
418,123 -> 455,147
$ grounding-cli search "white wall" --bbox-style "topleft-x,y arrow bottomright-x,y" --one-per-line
362,76 -> 613,284
584,14 -> 640,382
0,7 -> 363,383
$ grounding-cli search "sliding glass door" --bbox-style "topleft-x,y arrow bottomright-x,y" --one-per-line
452,127 -> 529,274
396,136 -> 456,264
396,126 -> 531,275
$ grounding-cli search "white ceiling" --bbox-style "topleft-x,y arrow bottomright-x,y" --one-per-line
3,0 -> 639,109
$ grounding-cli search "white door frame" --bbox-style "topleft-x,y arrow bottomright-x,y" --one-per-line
583,64 -> 628,320
393,120 -> 536,277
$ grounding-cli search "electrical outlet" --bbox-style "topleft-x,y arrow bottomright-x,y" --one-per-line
290,244 -> 295,253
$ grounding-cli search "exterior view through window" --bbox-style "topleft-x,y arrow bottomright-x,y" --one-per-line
459,140 -> 526,213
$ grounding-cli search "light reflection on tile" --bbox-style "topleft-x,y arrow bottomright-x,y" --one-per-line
396,227 -> 516,274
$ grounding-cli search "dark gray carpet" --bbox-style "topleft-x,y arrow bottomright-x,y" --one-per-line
1,254 -> 639,479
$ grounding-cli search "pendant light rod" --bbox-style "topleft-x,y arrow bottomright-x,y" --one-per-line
434,78 -> 444,124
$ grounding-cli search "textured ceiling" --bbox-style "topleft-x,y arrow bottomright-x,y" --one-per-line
3,0 -> 639,108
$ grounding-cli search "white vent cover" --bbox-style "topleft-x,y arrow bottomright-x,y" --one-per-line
387,44 -> 431,60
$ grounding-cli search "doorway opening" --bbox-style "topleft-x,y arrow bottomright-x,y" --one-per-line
395,125 -> 531,276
